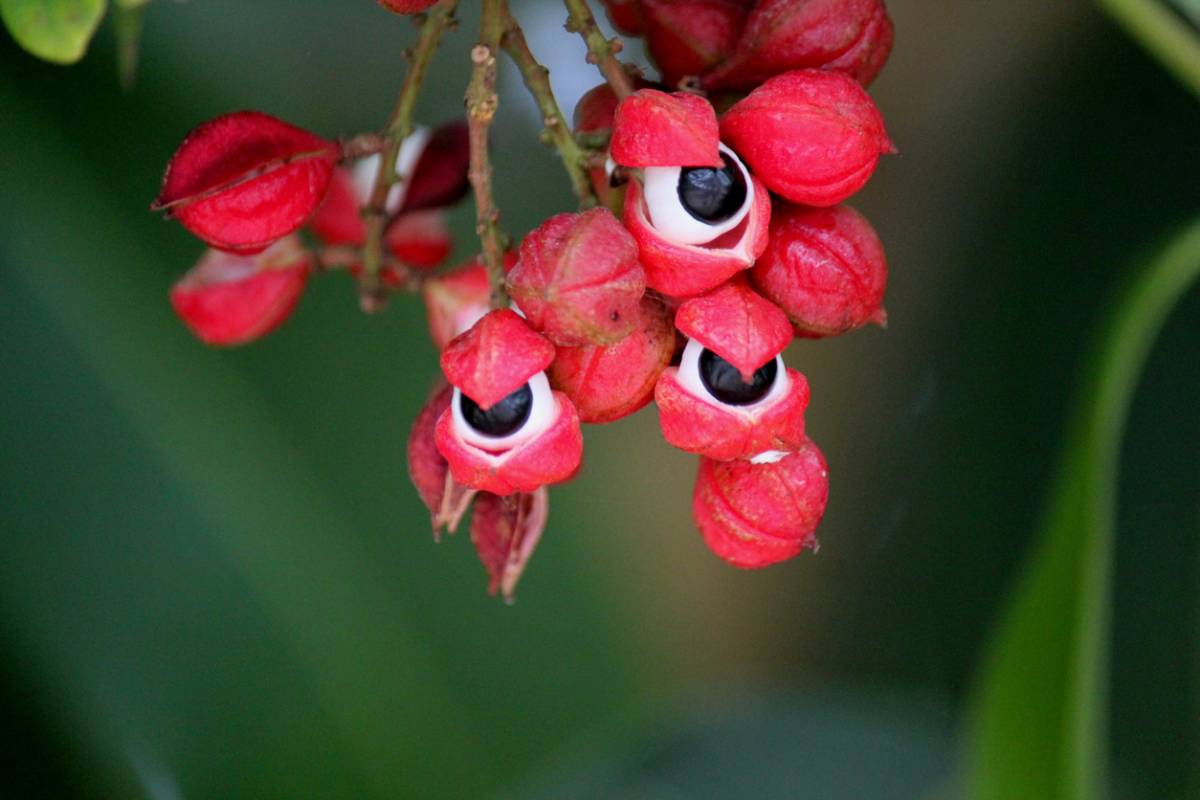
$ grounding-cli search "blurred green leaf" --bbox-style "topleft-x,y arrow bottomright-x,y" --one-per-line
1098,0 -> 1200,96
0,0 -> 106,64
111,0 -> 144,90
967,217 -> 1200,799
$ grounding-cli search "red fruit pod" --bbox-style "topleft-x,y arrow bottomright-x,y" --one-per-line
506,208 -> 646,347
169,235 -> 311,346
655,281 -> 808,460
623,148 -> 771,297
378,0 -> 438,13
752,202 -> 887,337
548,296 -> 676,423
385,208 -> 452,270
692,438 -> 829,568
308,167 -> 364,246
611,89 -> 722,168
600,0 -> 646,36
422,254 -> 515,350
470,488 -> 549,602
720,69 -> 893,207
406,381 -> 476,536
400,120 -> 472,213
703,0 -> 893,90
640,0 -> 747,88
435,311 -> 583,495
153,111 -> 338,254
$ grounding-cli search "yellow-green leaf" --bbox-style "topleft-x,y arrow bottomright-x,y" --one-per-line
0,0 -> 107,65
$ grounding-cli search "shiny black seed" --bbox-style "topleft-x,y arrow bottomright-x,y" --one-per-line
699,349 -> 777,406
677,156 -> 747,224
460,383 -> 532,437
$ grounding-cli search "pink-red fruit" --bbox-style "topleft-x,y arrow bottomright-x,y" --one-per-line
378,0 -> 438,13
507,209 -> 646,347
720,69 -> 893,206
704,0 -> 893,90
407,382 -> 475,535
154,111 -> 337,254
549,297 -> 676,423
640,0 -> 747,87
752,203 -> 887,337
611,90 -> 722,168
435,311 -> 583,496
170,236 -> 310,346
470,489 -> 549,602
692,438 -> 829,568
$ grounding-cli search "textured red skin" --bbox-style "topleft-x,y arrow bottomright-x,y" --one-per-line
674,280 -> 793,378
655,365 -> 809,460
435,393 -> 583,496
405,381 -> 475,536
703,0 -> 893,90
611,90 -> 722,168
155,111 -> 337,254
401,120 -> 471,213
507,209 -> 646,347
623,172 -> 771,298
440,309 -> 556,408
408,382 -> 454,515
422,258 -> 510,350
720,69 -> 892,206
385,208 -> 452,270
377,0 -> 437,13
601,0 -> 645,35
169,237 -> 310,346
548,296 -> 675,423
641,0 -> 747,87
751,202 -> 887,337
692,438 -> 829,568
470,488 -> 549,601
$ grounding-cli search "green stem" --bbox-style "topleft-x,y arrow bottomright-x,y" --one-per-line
563,0 -> 633,100
1098,0 -> 1200,97
467,0 -> 510,309
501,2 -> 597,208
361,0 -> 460,310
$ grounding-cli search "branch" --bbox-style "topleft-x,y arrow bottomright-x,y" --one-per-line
360,0 -> 460,310
500,3 -> 596,208
563,0 -> 633,100
467,0 -> 510,309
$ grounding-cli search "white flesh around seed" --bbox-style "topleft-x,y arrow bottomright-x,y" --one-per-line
750,450 -> 789,465
640,144 -> 753,246
676,337 -> 789,415
350,126 -> 433,215
451,371 -> 557,455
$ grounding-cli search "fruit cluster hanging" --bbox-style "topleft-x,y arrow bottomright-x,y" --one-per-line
152,0 -> 895,600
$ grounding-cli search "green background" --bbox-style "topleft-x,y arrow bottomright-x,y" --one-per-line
0,1 -> 1197,797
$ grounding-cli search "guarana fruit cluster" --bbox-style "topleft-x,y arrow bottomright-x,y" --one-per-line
152,0 -> 895,600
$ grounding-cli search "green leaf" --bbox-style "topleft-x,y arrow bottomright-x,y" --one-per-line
1098,0 -> 1200,96
112,0 -> 145,90
966,217 -> 1200,800
0,0 -> 107,65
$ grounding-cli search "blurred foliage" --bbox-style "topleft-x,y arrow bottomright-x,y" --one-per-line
0,0 -> 105,64
969,220 -> 1200,800
0,2 -> 1197,799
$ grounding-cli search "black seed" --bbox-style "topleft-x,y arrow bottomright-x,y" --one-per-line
699,349 -> 777,406
460,383 -> 533,437
677,155 -> 747,224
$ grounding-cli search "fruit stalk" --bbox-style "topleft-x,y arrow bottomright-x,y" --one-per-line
361,0 -> 460,309
500,3 -> 597,207
467,0 -> 510,309
563,0 -> 634,100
